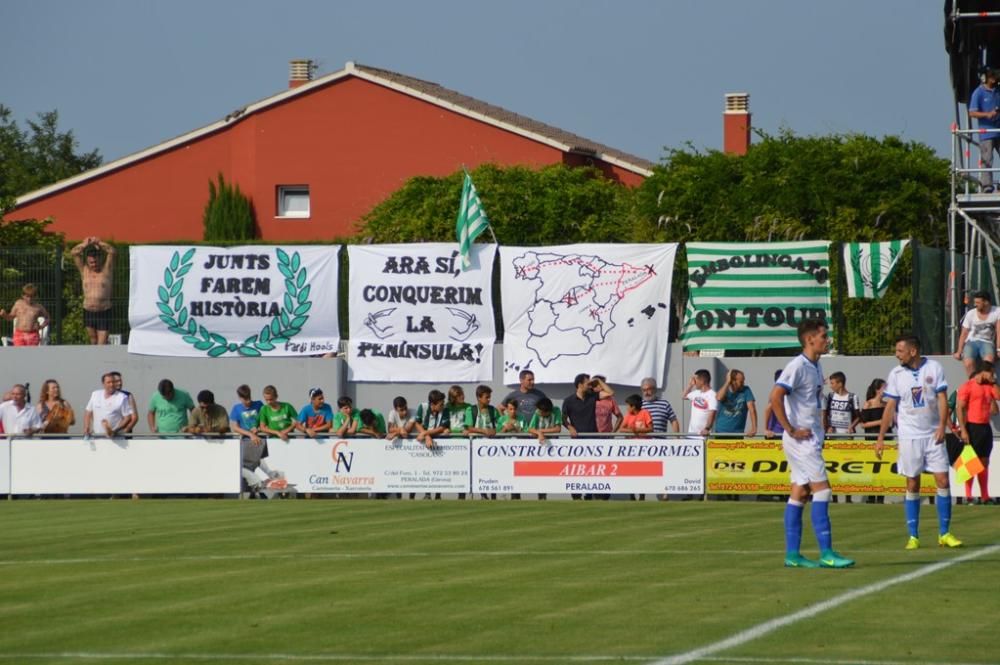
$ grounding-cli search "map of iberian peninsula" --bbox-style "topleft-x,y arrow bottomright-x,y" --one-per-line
512,251 -> 656,366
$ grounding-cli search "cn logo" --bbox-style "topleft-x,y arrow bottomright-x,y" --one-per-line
332,440 -> 354,473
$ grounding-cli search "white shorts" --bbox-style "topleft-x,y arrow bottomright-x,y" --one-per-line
782,431 -> 828,486
896,436 -> 949,477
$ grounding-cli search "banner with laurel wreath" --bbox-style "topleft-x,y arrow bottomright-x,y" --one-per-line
128,246 -> 339,357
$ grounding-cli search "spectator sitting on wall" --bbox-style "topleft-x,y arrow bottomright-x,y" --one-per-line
386,396 -> 416,443
71,236 -> 116,345
640,377 -> 679,434
715,369 -> 757,437
0,384 -> 43,435
184,390 -> 230,435
503,370 -> 547,423
357,408 -> 387,437
298,388 -> 334,438
110,371 -> 138,434
147,379 -> 195,434
258,385 -> 300,442
332,396 -> 359,437
0,284 -> 50,346
953,290 -> 1000,378
84,372 -> 134,439
36,379 -> 75,434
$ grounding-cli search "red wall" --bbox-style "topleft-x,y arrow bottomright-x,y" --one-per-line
12,77 -> 645,242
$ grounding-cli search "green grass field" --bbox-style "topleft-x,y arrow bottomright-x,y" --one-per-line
1,499 -> 998,665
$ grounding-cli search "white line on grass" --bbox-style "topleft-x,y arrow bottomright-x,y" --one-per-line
649,544 -> 1000,665
0,548 -> 909,566
0,654 -> 994,665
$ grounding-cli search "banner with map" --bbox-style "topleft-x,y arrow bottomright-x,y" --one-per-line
347,243 -> 497,382
680,241 -> 832,351
499,244 -> 677,385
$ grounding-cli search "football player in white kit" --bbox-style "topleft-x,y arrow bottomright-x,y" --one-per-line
876,335 -> 962,549
769,319 -> 855,568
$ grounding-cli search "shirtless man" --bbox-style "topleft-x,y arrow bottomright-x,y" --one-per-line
0,284 -> 50,346
71,236 -> 116,345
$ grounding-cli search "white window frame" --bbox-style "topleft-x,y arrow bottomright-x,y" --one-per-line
277,185 -> 310,219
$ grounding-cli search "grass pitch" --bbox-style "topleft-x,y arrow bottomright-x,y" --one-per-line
0,498 -> 998,665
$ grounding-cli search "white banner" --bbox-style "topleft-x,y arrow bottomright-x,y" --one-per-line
128,246 -> 340,357
500,244 -> 677,384
262,437 -> 471,493
10,438 -> 241,494
0,439 -> 9,494
472,437 -> 704,495
347,243 -> 496,381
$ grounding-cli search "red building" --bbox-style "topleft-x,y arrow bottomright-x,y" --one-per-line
11,61 -> 654,242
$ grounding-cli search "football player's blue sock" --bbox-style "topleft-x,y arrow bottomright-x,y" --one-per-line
905,492 -> 920,538
936,488 -> 952,535
811,488 -> 833,552
784,499 -> 804,555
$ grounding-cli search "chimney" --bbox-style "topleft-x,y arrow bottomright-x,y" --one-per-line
289,59 -> 314,88
723,93 -> 751,155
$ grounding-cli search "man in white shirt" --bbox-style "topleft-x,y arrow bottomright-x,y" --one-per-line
683,370 -> 717,436
0,384 -> 43,435
953,291 -> 1000,377
84,372 -> 135,438
877,334 -> 962,550
769,319 -> 854,569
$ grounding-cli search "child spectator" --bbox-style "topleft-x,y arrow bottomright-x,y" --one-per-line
230,385 -> 264,444
621,394 -> 652,435
528,397 -> 562,443
298,388 -> 334,438
592,375 -> 623,433
414,390 -> 449,449
386,396 -> 416,442
0,284 -> 50,346
358,408 -> 387,437
258,385 -> 300,442
36,379 -> 75,434
824,371 -> 860,434
146,379 -> 195,434
332,396 -> 360,436
467,385 -> 500,436
185,390 -> 230,435
446,385 -> 473,434
497,398 -> 526,433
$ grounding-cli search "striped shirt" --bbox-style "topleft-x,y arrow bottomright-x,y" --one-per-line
642,398 -> 677,432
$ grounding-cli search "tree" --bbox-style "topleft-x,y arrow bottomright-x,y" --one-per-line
202,173 -> 256,241
357,163 -> 651,245
0,104 -> 102,212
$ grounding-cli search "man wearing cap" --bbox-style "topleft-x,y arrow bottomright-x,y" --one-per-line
970,68 -> 1000,193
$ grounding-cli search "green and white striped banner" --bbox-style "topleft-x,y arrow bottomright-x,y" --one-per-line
680,241 -> 832,351
842,240 -> 909,299
455,173 -> 491,271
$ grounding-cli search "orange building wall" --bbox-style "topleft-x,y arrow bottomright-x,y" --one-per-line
11,77 -> 645,242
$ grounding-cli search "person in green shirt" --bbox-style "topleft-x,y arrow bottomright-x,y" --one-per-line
446,385 -> 473,434
146,379 -> 194,434
357,409 -> 387,437
467,385 -> 500,436
415,389 -> 450,449
259,385 -> 300,441
497,398 -> 527,433
332,396 -> 360,436
528,397 -> 562,444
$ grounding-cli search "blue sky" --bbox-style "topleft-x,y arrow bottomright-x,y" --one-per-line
1,0 -> 953,165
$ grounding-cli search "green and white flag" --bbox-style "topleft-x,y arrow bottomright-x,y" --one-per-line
680,241 -> 832,351
843,240 -> 910,299
455,173 -> 491,270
